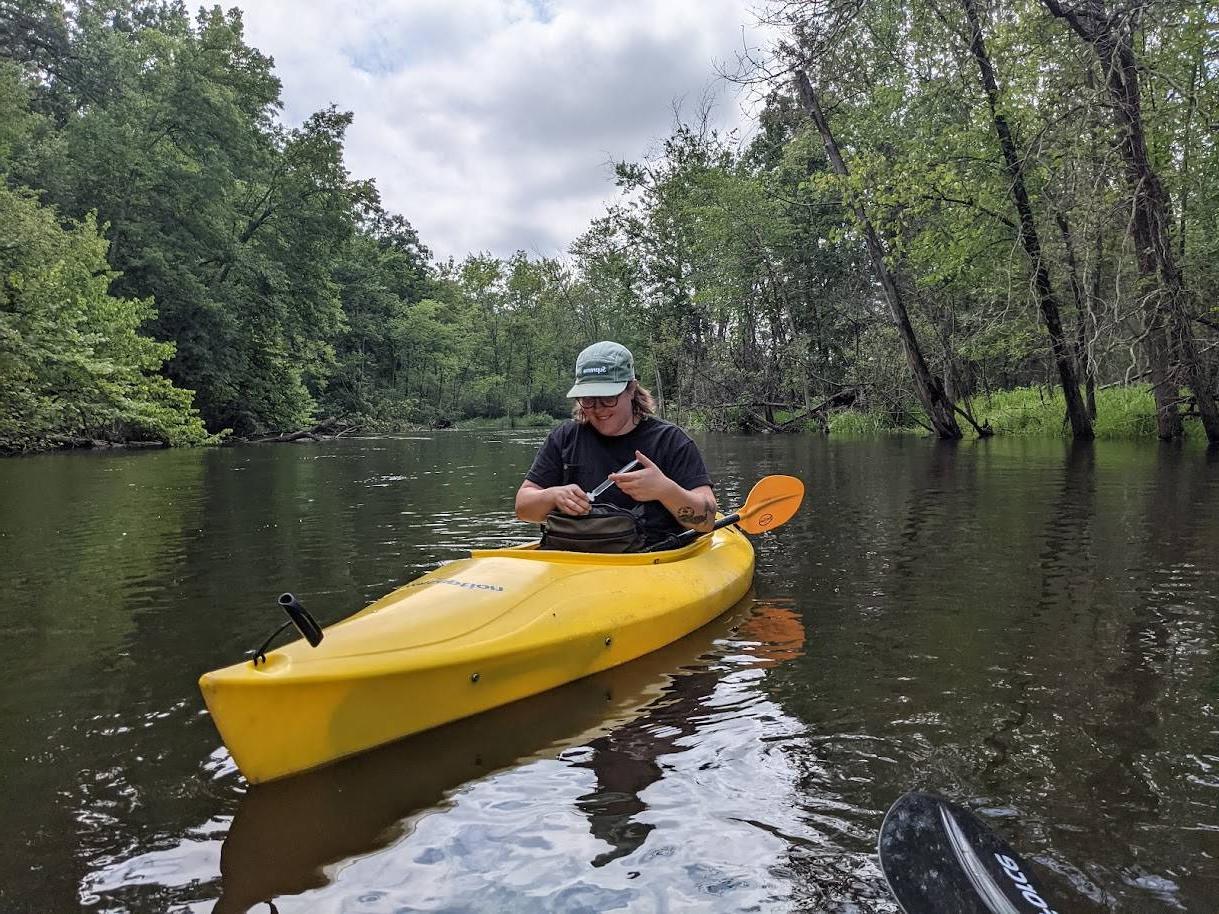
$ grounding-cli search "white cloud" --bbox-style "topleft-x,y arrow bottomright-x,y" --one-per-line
229,0 -> 770,261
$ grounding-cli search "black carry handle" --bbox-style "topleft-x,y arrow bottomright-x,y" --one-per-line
251,593 -> 324,666
278,593 -> 324,647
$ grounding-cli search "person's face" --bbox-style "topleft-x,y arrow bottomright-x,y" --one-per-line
578,382 -> 635,435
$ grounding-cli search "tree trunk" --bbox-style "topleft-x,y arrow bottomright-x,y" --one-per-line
524,345 -> 534,415
1056,212 -> 1096,418
1042,0 -> 1219,442
652,337 -> 666,419
1087,231 -> 1102,418
794,70 -> 962,439
963,0 -> 1093,439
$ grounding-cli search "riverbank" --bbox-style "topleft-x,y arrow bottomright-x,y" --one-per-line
5,385 -> 1207,456
825,385 -> 1209,441
450,385 -> 1203,441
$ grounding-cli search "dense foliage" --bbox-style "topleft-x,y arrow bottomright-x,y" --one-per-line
1,0 -> 1216,452
758,0 -> 1219,440
0,180 -> 213,449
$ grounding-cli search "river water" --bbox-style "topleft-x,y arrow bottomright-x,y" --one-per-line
0,432 -> 1216,913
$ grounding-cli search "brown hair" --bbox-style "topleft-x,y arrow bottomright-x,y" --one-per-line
572,380 -> 657,423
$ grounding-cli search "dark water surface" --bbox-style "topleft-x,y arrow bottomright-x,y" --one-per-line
1,433 -> 1217,913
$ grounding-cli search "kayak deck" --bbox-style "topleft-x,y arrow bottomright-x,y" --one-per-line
199,526 -> 754,783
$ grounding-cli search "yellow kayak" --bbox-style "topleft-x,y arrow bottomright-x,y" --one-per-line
199,526 -> 755,784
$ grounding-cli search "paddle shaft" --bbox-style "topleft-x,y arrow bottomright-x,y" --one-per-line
645,475 -> 804,552
646,512 -> 739,553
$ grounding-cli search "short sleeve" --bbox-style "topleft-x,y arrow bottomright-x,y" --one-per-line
664,432 -> 713,491
524,425 -> 568,488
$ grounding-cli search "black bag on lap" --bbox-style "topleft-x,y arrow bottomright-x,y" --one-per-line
539,503 -> 647,553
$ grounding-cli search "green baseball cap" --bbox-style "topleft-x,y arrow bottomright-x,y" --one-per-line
566,341 -> 635,398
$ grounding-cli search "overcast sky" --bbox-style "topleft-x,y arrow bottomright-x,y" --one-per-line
229,0 -> 770,262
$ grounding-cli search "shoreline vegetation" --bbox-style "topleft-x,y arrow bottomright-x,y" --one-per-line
452,384 -> 1211,442
2,4 -> 1217,456
26,381 -> 1207,450
824,386 -> 1208,441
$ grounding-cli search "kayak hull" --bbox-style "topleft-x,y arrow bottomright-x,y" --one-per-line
199,526 -> 754,783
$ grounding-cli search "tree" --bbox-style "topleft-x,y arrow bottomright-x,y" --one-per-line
794,70 -> 965,438
0,183 -> 211,451
5,3 -> 382,435
960,0 -> 1092,438
1041,0 -> 1219,441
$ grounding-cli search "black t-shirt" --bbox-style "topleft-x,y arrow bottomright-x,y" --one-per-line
525,417 -> 713,543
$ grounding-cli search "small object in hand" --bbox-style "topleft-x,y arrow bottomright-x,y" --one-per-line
587,459 -> 641,500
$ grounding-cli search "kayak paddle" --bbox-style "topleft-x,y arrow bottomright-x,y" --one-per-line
879,790 -> 1062,914
648,474 -> 805,551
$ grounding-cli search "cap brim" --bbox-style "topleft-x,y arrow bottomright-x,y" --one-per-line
566,379 -> 629,398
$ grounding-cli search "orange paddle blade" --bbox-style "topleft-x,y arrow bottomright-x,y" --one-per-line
736,475 -> 805,534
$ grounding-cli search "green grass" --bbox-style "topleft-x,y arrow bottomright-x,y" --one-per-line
822,385 -> 1201,440
828,410 -> 919,436
1086,387 -> 1163,439
455,413 -> 562,431
972,387 -> 1069,436
971,386 -> 1167,439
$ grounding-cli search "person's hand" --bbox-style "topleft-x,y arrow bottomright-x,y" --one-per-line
610,451 -> 675,503
550,484 -> 591,516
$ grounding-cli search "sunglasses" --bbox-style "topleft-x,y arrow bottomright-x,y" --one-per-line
576,394 -> 622,409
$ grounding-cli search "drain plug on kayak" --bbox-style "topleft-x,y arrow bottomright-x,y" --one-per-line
604,637 -> 613,647
470,672 -> 480,683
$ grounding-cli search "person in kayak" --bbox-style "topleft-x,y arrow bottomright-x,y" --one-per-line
515,341 -> 717,548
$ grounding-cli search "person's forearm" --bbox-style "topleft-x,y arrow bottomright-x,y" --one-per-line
660,483 -> 717,532
515,486 -> 557,523
516,483 -> 591,521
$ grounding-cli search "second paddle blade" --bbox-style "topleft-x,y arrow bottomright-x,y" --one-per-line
878,791 -> 1061,914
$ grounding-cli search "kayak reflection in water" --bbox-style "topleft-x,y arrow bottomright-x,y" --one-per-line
574,600 -> 807,867
515,341 -> 717,551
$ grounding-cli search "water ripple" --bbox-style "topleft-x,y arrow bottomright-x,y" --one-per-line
1,436 -> 1216,912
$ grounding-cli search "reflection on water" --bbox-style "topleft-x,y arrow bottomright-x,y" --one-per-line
82,600 -> 817,913
1,435 -> 1218,912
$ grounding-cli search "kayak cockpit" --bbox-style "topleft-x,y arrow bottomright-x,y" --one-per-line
470,525 -> 722,565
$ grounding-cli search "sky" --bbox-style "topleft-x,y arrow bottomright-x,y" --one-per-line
229,0 -> 772,262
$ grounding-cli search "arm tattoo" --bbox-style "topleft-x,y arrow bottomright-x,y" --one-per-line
677,497 -> 715,528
